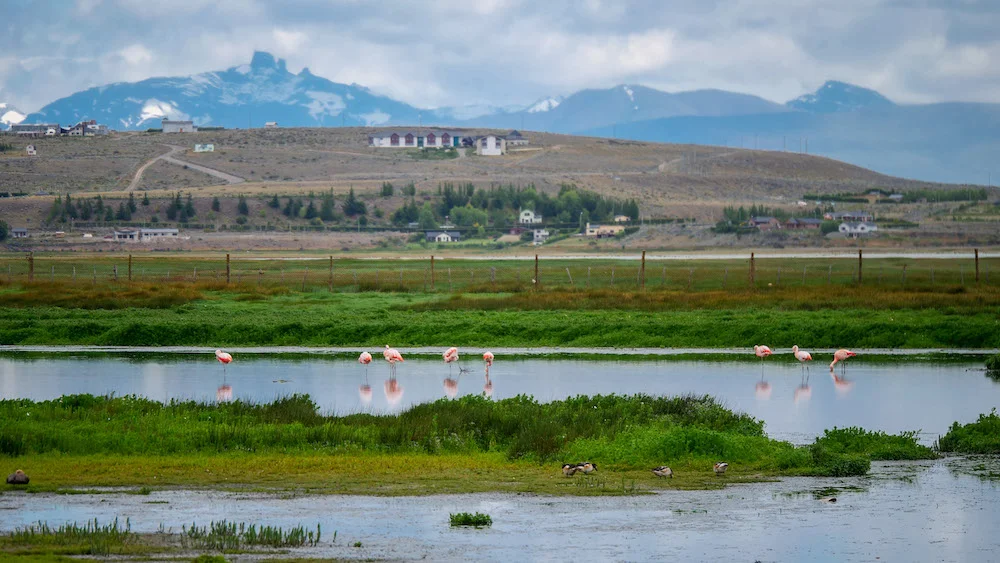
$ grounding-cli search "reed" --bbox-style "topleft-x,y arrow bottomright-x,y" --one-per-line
937,409 -> 1000,454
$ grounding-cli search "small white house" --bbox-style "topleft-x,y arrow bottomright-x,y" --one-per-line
264,122 -> 278,129
476,134 -> 506,156
613,214 -> 631,223
25,145 -> 36,156
506,130 -> 529,146
369,130 -> 462,149
162,119 -> 196,133
519,210 -> 542,224
533,229 -> 549,244
12,228 -> 28,238
839,222 -> 878,237
426,230 -> 462,243
113,228 -> 140,242
193,144 -> 215,153
140,228 -> 179,242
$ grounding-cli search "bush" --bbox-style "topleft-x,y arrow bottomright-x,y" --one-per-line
986,354 -> 1000,372
450,512 -> 491,527
0,219 -> 8,242
821,221 -> 840,234
937,409 -> 1000,453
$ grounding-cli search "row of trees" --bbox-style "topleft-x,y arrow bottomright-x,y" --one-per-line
48,192 -> 150,223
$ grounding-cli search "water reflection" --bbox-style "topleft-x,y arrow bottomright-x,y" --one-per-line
444,376 -> 459,399
384,378 -> 404,406
483,371 -> 494,398
794,374 -> 811,404
755,375 -> 772,400
831,372 -> 854,396
216,384 -> 233,402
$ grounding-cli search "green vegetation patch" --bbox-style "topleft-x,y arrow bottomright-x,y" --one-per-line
937,409 -> 1000,454
449,512 -> 492,527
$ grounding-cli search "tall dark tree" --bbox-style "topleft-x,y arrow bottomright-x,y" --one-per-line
211,197 -> 221,212
237,195 -> 249,216
342,187 -> 366,216
127,192 -> 137,213
141,192 -> 150,206
185,193 -> 196,217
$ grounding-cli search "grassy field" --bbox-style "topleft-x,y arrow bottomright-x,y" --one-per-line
0,394 -> 936,496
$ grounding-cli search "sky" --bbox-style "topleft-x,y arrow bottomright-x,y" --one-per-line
2,0 -> 999,113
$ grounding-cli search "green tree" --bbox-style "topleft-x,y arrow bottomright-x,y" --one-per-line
821,221 -> 840,234
269,194 -> 280,209
115,202 -> 131,221
211,197 -> 221,212
418,203 -> 438,229
237,195 -> 249,216
64,194 -> 78,219
185,193 -> 196,218
381,182 -> 394,197
342,187 -> 367,216
80,199 -> 93,221
142,192 -> 150,206
104,207 -> 113,222
402,182 -> 416,196
95,195 -> 105,214
0,220 -> 8,242
305,199 -> 318,219
320,194 -> 337,222
127,192 -> 137,213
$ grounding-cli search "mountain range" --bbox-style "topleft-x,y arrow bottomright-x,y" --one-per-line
12,51 -> 1000,184
0,103 -> 26,127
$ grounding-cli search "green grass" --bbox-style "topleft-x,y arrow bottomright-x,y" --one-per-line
937,409 -> 1000,454
449,512 -> 492,527
0,394 -> 937,493
183,521 -> 321,550
1,518 -> 134,557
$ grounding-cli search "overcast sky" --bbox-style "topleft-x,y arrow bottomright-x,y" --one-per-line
2,0 -> 999,113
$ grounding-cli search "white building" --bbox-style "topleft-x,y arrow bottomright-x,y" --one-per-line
613,214 -> 631,223
476,134 -> 506,156
264,122 -> 278,129
839,222 -> 878,237
585,223 -> 626,238
506,130 -> 529,146
369,130 -> 462,149
162,119 -> 196,133
113,228 -> 140,242
532,228 -> 549,244
519,209 -> 543,224
11,228 -> 28,238
194,144 -> 215,153
112,228 -> 180,242
25,145 -> 36,156
425,230 -> 462,243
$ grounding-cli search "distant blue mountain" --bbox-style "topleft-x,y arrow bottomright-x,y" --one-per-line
21,51 -> 428,129
14,56 -> 1000,184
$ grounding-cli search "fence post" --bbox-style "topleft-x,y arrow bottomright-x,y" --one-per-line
776,267 -> 780,286
723,268 -> 728,288
193,267 -> 197,282
28,252 -> 33,281
802,266 -> 806,285
688,268 -> 693,291
902,264 -> 907,284
226,253 -> 231,284
566,267 -> 573,285
73,266 -> 76,282
827,265 -> 832,285
587,267 -> 592,288
961,265 -> 965,286
50,265 -> 54,281
640,251 -> 646,290
931,269 -> 935,284
858,249 -> 862,285
448,268 -> 452,291
258,269 -> 262,288
534,255 -> 539,289
490,267 -> 496,289
611,267 -> 615,286
114,264 -> 118,282
749,252 -> 755,288
329,256 -> 334,292
661,266 -> 666,287
303,267 -> 309,291
430,255 -> 435,291
92,267 -> 96,285
128,254 -> 132,282
975,249 -> 980,284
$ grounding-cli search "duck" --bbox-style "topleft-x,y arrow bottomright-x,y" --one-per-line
713,462 -> 729,475
652,466 -> 673,478
562,464 -> 578,477
6,469 -> 29,485
576,462 -> 597,475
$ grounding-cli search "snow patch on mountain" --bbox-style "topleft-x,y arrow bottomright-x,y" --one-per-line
358,110 -> 391,125
1,108 -> 26,127
526,96 -> 563,113
140,99 -> 188,124
305,91 -> 346,120
623,85 -> 635,102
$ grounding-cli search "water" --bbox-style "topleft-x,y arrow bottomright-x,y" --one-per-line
0,353 -> 995,444
2,458 -> 999,561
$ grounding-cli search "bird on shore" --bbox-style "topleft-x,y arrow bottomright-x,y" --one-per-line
576,462 -> 597,474
713,462 -> 729,475
792,345 -> 813,374
443,347 -> 459,374
6,469 -> 29,485
830,349 -> 856,372
215,349 -> 233,373
652,466 -> 674,478
384,345 -> 404,376
562,464 -> 578,477
753,345 -> 772,376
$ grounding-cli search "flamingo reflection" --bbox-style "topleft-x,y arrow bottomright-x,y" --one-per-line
216,383 -> 233,402
444,376 -> 459,399
384,377 -> 404,407
483,372 -> 493,398
794,373 -> 812,404
831,371 -> 854,395
358,383 -> 373,405
754,376 -> 772,400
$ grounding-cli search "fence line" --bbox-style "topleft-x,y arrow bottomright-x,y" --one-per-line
1,251 -> 997,294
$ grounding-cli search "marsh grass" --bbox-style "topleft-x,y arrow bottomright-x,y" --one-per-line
449,513 -> 492,527
182,521 -> 321,550
3,518 -> 133,556
937,409 -> 1000,453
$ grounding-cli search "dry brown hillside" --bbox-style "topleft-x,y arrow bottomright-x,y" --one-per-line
0,127 -> 959,222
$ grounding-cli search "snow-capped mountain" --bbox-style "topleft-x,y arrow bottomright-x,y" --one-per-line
786,80 -> 895,113
1,103 -> 26,128
20,51 -> 426,130
526,95 -> 564,113
430,103 -> 523,121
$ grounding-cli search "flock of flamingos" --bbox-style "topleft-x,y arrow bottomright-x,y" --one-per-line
212,345 -> 858,479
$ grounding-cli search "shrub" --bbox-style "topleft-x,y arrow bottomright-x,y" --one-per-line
937,409 -> 1000,453
986,354 -> 1000,372
450,513 -> 491,527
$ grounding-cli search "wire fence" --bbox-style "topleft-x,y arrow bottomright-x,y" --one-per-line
0,251 -> 997,293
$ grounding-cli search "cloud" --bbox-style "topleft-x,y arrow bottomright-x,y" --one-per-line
1,0 -> 999,113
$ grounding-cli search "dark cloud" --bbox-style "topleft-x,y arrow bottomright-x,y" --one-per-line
1,0 -> 998,112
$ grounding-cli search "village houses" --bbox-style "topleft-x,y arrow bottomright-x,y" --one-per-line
585,223 -> 625,238
425,230 -> 462,243
369,130 -> 462,148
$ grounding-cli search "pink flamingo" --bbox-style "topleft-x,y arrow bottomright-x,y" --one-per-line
483,351 -> 494,374
358,351 -> 373,373
830,349 -> 856,372
753,345 -> 771,376
443,347 -> 459,374
215,349 -> 233,374
384,345 -> 404,376
358,351 -> 373,403
792,345 -> 813,374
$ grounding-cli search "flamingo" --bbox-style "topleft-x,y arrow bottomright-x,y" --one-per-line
215,349 -> 233,374
358,351 -> 373,375
443,347 -> 459,375
830,349 -> 856,372
753,345 -> 772,377
483,351 -> 494,372
384,345 -> 404,376
792,345 -> 813,373
358,352 -> 373,405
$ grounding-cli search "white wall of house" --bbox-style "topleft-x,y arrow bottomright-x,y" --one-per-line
477,135 -> 505,156
163,120 -> 196,133
369,132 -> 460,148
519,210 -> 542,224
